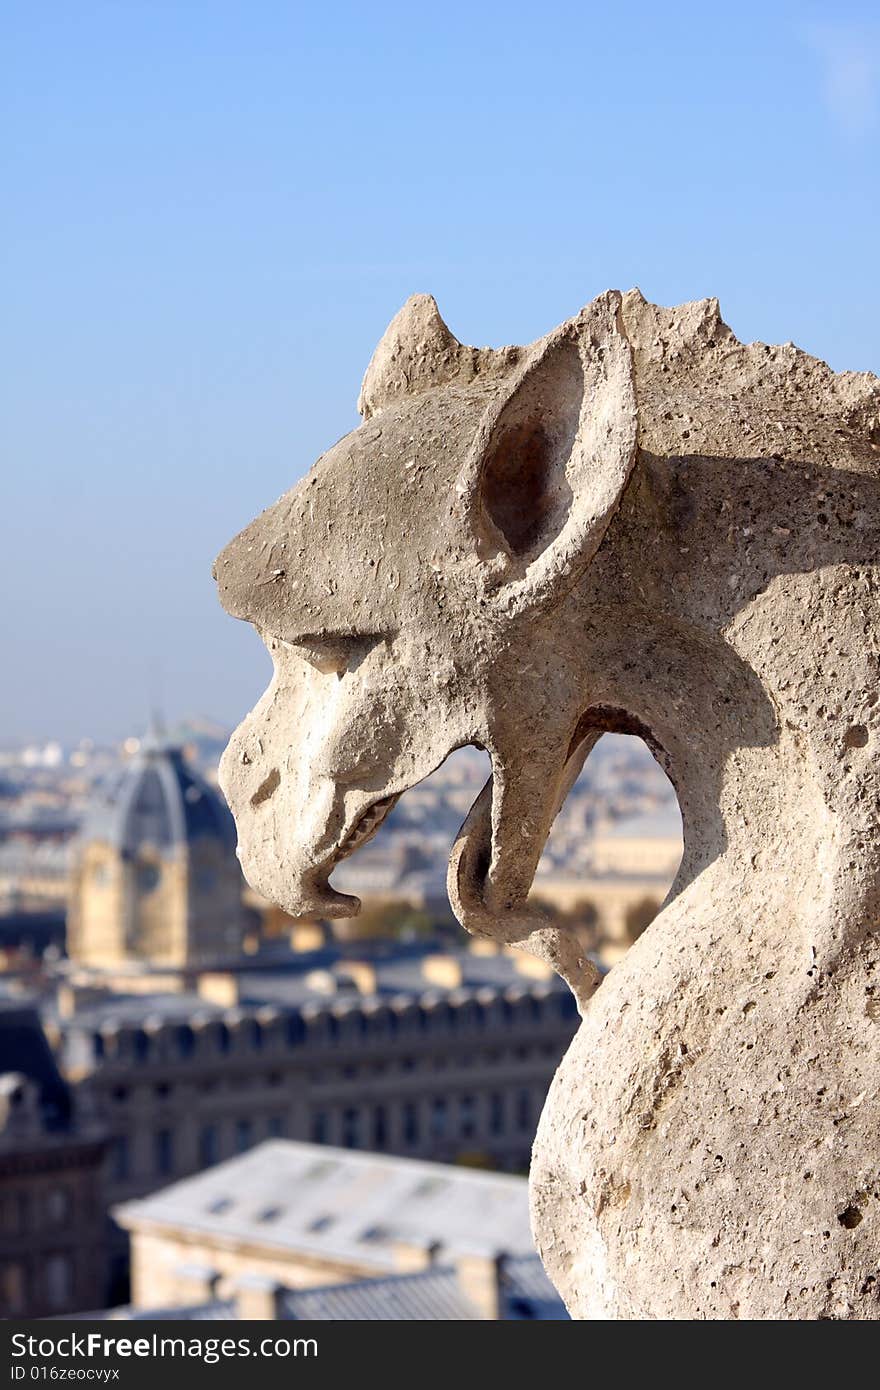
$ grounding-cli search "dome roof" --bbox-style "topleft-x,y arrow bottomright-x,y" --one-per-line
83,731 -> 237,858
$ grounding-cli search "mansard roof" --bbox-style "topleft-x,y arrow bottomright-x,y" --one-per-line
83,732 -> 236,857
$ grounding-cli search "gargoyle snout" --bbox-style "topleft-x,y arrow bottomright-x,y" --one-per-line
213,499 -> 295,628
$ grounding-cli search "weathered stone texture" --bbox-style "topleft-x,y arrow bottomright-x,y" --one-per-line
216,289 -> 880,1319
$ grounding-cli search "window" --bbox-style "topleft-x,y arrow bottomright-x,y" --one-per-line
155,1128 -> 174,1176
46,1188 -> 69,1226
0,1193 -> 25,1235
372,1105 -> 387,1150
133,1030 -> 150,1061
412,1176 -> 449,1198
341,1107 -> 361,1149
111,1136 -> 130,1182
199,1125 -> 219,1168
136,862 -> 160,894
516,1088 -> 531,1133
490,1092 -> 505,1136
1,1262 -> 25,1314
235,1120 -> 253,1153
459,1094 -> 476,1140
430,1098 -> 448,1139
557,993 -> 578,1021
268,1114 -> 286,1138
45,1253 -> 73,1310
303,1159 -> 338,1181
311,1111 -> 328,1144
359,1225 -> 389,1243
307,1214 -> 335,1234
176,1026 -> 195,1058
403,1102 -> 418,1146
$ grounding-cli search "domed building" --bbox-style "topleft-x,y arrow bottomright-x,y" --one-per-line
68,729 -> 246,972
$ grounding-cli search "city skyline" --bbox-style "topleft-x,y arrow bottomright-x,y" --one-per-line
4,2 -> 879,741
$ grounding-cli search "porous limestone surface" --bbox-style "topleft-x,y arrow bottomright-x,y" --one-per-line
216,289 -> 880,1319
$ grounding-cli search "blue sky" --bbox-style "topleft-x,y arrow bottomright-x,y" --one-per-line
2,2 -> 878,742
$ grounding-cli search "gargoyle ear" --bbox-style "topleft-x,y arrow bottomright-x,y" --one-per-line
454,290 -> 637,612
358,294 -> 519,420
358,294 -> 464,420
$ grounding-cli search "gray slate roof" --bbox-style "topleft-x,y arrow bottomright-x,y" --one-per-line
114,1140 -> 535,1273
279,1258 -> 565,1320
0,1002 -> 71,1130
279,1267 -> 478,1320
49,940 -> 578,1036
82,735 -> 235,857
99,1255 -> 565,1321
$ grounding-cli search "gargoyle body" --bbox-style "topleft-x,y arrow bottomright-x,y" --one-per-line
216,290 -> 880,1319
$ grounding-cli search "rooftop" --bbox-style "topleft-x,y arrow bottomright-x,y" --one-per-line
48,940 -> 577,1035
103,1254 -> 565,1320
81,732 -> 235,858
114,1139 -> 536,1272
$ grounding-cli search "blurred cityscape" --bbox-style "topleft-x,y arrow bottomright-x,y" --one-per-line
0,720 -> 681,1319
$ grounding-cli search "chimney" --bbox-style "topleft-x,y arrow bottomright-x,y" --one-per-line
235,1274 -> 285,1320
57,982 -> 106,1017
455,1249 -> 504,1320
174,1263 -> 219,1306
196,973 -> 240,1007
340,961 -> 378,996
57,983 -> 77,1019
391,1237 -> 440,1273
468,937 -> 500,957
0,1075 -> 41,1139
290,921 -> 325,952
508,948 -> 553,981
422,954 -> 463,989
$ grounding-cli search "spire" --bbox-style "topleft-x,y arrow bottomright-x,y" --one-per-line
142,708 -> 168,753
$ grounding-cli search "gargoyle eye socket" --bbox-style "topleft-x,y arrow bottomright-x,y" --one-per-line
279,633 -> 386,676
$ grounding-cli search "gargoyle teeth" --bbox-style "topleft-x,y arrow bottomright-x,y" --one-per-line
333,793 -> 400,863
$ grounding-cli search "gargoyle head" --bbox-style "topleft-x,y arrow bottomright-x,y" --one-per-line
214,291 -> 637,1002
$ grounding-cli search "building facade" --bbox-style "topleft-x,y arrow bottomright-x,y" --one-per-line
67,730 -> 245,971
0,1005 -> 107,1318
54,944 -> 580,1213
112,1139 -> 566,1319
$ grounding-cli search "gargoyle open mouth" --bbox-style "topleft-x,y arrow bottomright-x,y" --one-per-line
330,792 -> 401,866
295,792 -> 402,920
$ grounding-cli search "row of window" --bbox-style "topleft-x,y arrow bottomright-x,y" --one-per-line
108,1084 -> 539,1184
0,1186 -> 72,1236
91,994 -> 577,1062
1,1253 -> 73,1314
104,1041 -> 561,1106
310,1089 -> 535,1150
110,1114 -> 287,1182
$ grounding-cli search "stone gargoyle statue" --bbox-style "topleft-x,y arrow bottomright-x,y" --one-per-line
215,290 -> 880,1320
